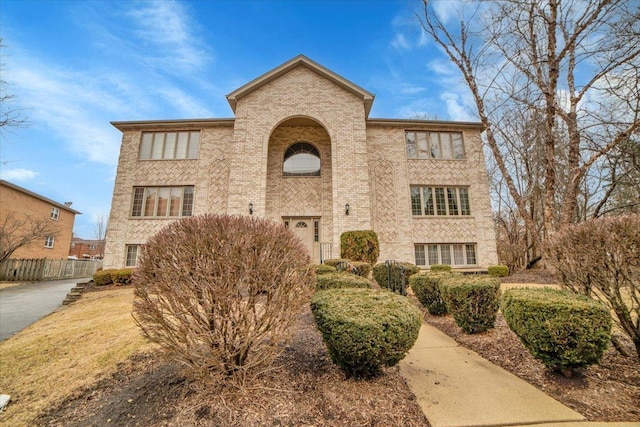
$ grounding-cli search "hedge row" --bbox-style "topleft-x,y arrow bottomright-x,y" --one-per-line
93,268 -> 134,286
316,272 -> 372,291
440,275 -> 501,334
311,288 -> 421,377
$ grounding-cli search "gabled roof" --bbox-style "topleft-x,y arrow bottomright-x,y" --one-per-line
0,180 -> 82,214
226,55 -> 375,117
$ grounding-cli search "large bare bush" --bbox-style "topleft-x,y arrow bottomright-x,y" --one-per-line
546,214 -> 640,357
133,214 -> 315,386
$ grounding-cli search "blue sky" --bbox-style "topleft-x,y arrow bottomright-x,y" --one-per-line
0,0 -> 471,239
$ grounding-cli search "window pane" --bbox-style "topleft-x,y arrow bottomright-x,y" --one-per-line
440,244 -> 452,265
423,187 -> 434,215
441,133 -> 453,159
447,188 -> 459,215
435,188 -> 447,215
283,153 -> 321,175
169,187 -> 182,216
188,132 -> 200,159
429,133 -> 440,158
125,245 -> 139,267
453,244 -> 464,265
144,188 -> 157,217
428,245 -> 439,265
405,132 -> 416,158
139,133 -> 153,160
466,244 -> 477,265
459,188 -> 471,215
417,132 -> 429,158
314,220 -> 319,242
410,187 -> 422,215
182,186 -> 194,216
415,245 -> 426,266
156,187 -> 170,217
131,188 -> 144,216
151,133 -> 164,159
163,133 -> 176,159
453,133 -> 465,159
176,132 -> 188,159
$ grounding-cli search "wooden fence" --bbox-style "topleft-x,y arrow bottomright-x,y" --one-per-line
0,258 -> 103,282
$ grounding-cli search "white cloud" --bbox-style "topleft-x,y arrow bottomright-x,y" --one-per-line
391,33 -> 410,51
440,92 -> 476,121
431,0 -> 462,25
0,168 -> 39,181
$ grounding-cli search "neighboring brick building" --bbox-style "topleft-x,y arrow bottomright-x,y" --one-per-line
104,55 -> 498,269
69,237 -> 105,260
0,180 -> 80,259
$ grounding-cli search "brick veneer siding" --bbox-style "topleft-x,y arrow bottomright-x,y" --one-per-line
104,58 -> 498,269
0,181 -> 77,260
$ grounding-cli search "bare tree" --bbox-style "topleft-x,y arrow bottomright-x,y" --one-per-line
94,214 -> 108,258
0,212 -> 60,262
0,38 -> 28,138
419,0 -> 640,264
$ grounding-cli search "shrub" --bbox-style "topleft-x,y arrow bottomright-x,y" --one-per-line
373,262 -> 420,294
502,288 -> 612,376
311,288 -> 422,377
340,230 -> 380,265
488,265 -> 509,277
93,269 -> 114,286
314,264 -> 337,275
132,214 -> 315,385
350,261 -> 371,278
111,268 -> 133,285
323,259 -> 351,269
545,214 -> 640,357
439,275 -> 501,334
430,264 -> 452,272
316,272 -> 372,291
409,272 -> 458,315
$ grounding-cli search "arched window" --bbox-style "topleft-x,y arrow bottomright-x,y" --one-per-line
283,142 -> 321,176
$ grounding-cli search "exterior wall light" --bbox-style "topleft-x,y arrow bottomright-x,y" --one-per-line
345,203 -> 350,215
249,202 -> 254,215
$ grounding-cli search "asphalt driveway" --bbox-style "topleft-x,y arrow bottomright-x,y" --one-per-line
0,278 -> 90,341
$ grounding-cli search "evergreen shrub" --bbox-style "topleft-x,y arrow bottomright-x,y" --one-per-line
429,264 -> 452,272
314,264 -> 337,275
316,272 -> 372,291
311,288 -> 421,377
440,275 -> 501,333
488,265 -> 509,277
502,288 -> 611,376
372,262 -> 420,293
93,269 -> 114,286
409,272 -> 459,315
350,261 -> 372,277
340,230 -> 380,265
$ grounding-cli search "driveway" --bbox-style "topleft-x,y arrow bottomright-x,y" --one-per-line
0,278 -> 90,341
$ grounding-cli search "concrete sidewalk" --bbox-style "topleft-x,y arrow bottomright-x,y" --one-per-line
399,323 -> 638,427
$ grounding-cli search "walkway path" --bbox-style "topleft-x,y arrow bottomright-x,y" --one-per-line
399,323 -> 639,427
0,278 -> 90,341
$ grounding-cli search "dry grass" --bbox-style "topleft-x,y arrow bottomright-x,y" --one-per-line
0,287 -> 151,426
0,282 -> 27,290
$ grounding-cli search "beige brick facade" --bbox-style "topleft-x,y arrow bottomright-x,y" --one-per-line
1,180 -> 79,260
104,56 -> 498,269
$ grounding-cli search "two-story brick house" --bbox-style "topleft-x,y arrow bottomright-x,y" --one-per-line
104,55 -> 498,269
0,179 -> 80,260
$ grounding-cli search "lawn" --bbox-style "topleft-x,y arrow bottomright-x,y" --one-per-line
0,287 -> 152,426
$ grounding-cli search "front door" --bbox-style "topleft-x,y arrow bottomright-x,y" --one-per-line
284,218 -> 319,263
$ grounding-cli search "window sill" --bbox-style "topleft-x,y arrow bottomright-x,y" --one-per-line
412,215 -> 474,219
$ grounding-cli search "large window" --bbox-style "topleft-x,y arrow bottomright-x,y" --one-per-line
405,131 -> 465,159
283,142 -> 321,176
138,131 -> 200,160
131,186 -> 194,218
125,245 -> 139,267
411,186 -> 471,216
415,243 -> 477,267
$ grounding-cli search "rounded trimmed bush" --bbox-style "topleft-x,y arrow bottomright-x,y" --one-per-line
314,264 -> 337,275
350,261 -> 372,277
316,272 -> 373,291
409,272 -> 459,315
311,288 -> 422,377
502,288 -> 611,376
488,265 -> 509,277
340,230 -> 380,265
93,269 -> 114,286
323,259 -> 350,268
440,275 -> 501,334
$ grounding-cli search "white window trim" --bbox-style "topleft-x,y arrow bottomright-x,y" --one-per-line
411,186 -> 471,217
138,131 -> 200,160
130,185 -> 194,218
415,243 -> 477,267
405,131 -> 465,160
44,236 -> 55,248
50,207 -> 60,221
125,244 -> 140,267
